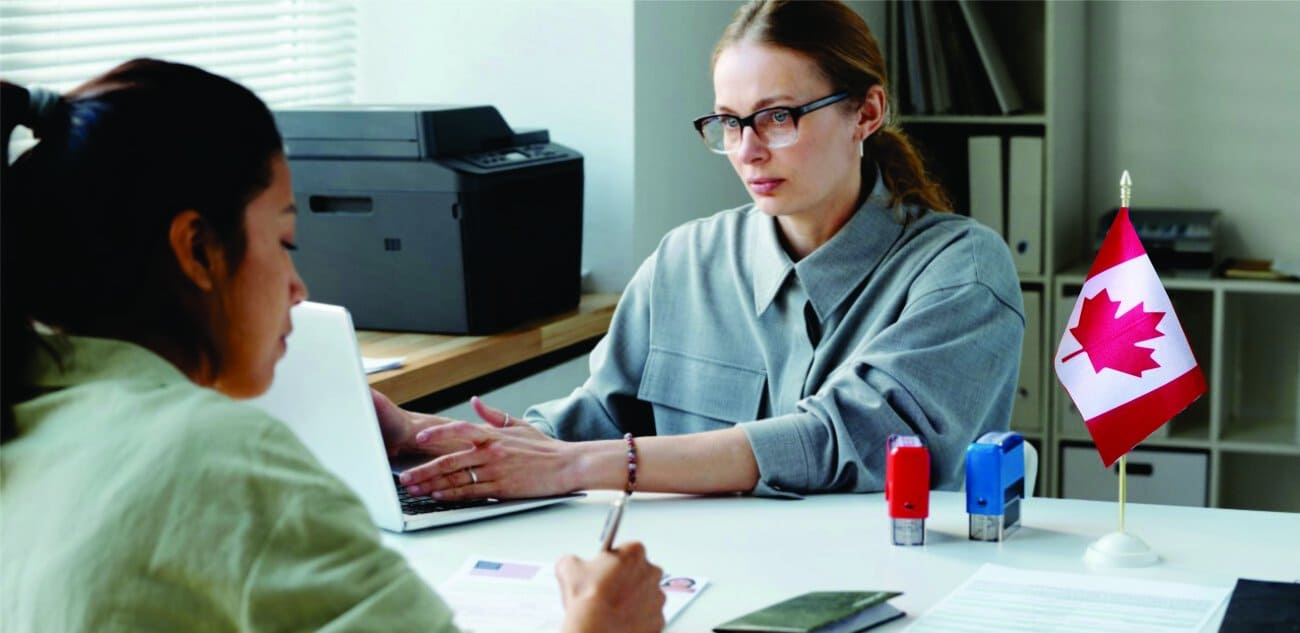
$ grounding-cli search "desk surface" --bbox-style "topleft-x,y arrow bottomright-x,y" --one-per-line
385,491 -> 1300,632
358,294 -> 618,405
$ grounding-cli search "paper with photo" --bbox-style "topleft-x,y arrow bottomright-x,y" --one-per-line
659,573 -> 709,622
438,556 -> 708,632
905,563 -> 1230,633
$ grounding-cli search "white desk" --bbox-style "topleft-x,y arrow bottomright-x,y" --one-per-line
384,492 -> 1300,631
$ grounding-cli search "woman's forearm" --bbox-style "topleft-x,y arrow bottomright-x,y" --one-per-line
569,427 -> 759,494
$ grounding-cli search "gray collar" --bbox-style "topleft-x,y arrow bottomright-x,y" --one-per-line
750,166 -> 906,319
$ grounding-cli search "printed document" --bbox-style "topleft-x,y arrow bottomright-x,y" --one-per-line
438,556 -> 707,633
906,564 -> 1229,633
362,356 -> 404,374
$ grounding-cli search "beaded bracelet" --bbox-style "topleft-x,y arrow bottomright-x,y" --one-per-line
623,432 -> 639,494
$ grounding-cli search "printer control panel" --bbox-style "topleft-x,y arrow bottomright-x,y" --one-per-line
465,144 -> 567,169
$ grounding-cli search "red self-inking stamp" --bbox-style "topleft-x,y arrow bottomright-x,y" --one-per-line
885,434 -> 930,546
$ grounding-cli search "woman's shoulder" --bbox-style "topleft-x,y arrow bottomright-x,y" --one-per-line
132,382 -> 333,489
901,211 -> 1021,303
147,382 -> 297,446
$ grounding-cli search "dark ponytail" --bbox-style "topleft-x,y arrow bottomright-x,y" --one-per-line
715,0 -> 953,214
867,126 -> 953,214
1,82 -> 48,441
2,60 -> 284,443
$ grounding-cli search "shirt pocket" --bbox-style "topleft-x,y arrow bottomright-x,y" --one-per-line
638,347 -> 765,424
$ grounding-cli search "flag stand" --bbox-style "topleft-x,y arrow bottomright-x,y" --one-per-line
1084,455 -> 1160,568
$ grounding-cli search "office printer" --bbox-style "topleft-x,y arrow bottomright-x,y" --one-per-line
274,106 -> 583,334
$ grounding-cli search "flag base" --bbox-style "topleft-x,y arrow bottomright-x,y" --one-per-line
1084,531 -> 1160,568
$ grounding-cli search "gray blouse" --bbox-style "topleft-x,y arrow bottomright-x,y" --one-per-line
527,172 -> 1025,497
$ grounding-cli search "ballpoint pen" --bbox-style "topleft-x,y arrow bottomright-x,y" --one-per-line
598,492 -> 629,552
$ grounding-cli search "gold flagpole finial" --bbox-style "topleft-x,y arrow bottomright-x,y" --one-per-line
1120,170 -> 1132,209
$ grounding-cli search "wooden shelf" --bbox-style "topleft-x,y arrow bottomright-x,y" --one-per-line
1057,431 -> 1213,452
1216,442 -> 1300,457
359,293 -> 618,405
900,114 -> 1047,125
1055,263 -> 1300,294
1219,419 -> 1300,449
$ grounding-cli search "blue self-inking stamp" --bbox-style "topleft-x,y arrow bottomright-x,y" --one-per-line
965,431 -> 1025,542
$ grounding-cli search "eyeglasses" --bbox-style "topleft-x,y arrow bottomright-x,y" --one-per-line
692,93 -> 849,155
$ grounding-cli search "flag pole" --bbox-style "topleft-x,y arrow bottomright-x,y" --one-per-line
1118,455 -> 1127,532
1083,171 -> 1158,568
1117,172 -> 1131,535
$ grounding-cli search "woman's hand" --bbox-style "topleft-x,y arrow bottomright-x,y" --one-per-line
395,396 -> 581,500
470,395 -> 552,440
371,388 -> 472,458
373,389 -> 417,456
556,542 -> 666,633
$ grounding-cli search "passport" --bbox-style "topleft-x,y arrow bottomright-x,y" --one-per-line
713,591 -> 904,633
1218,578 -> 1300,632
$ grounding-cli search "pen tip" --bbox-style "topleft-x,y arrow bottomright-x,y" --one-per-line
1120,170 -> 1131,186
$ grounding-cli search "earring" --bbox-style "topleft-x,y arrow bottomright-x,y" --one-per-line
858,140 -> 865,158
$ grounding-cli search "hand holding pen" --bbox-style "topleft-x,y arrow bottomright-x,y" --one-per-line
599,492 -> 629,552
554,493 -> 665,633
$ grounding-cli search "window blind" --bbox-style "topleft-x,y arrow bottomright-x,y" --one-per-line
0,0 -> 358,108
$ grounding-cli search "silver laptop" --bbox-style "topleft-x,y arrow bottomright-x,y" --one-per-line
250,301 -> 580,532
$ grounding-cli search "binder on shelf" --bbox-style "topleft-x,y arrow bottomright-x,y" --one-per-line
1011,290 -> 1042,433
917,1 -> 951,115
900,0 -> 928,114
1055,292 -> 1084,436
967,135 -> 1003,237
957,0 -> 1024,114
933,0 -> 998,115
887,1 -> 901,108
1007,136 -> 1043,274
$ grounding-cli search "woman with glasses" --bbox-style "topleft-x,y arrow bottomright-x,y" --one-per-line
389,0 -> 1023,501
1,60 -> 666,632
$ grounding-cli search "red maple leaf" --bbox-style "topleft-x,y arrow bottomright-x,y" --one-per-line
1061,288 -> 1165,377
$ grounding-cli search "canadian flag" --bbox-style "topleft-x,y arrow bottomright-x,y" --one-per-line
1054,208 -> 1207,466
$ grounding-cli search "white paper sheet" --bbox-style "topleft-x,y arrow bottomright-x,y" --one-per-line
362,356 -> 404,374
437,556 -> 708,633
906,564 -> 1230,633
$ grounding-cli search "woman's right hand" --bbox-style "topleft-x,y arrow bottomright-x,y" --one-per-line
556,541 -> 666,633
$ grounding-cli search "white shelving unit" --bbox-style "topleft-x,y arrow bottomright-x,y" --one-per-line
892,1 -> 1300,512
893,0 -> 1087,499
1052,269 -> 1300,512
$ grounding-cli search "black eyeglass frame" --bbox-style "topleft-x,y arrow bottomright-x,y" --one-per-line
692,92 -> 850,153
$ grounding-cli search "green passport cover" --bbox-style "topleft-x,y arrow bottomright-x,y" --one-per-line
713,590 -> 904,633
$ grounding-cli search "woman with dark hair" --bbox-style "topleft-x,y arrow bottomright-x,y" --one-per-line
0,59 -> 664,632
388,0 -> 1024,501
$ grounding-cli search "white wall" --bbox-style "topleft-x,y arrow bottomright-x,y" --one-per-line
632,0 -> 746,261
1087,2 -> 1300,260
353,0 -> 636,292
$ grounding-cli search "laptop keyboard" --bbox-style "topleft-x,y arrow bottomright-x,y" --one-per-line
393,476 -> 498,515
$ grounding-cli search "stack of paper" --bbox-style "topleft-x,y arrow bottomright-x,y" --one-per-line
906,564 -> 1230,632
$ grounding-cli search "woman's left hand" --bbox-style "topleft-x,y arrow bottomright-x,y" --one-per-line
372,388 -> 471,458
396,396 -> 580,500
